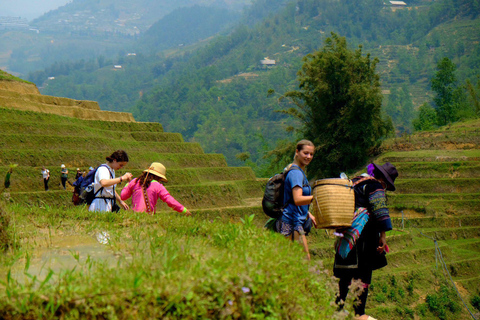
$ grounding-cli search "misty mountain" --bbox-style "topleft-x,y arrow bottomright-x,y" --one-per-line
2,0 -> 71,21
1,0 -> 250,75
138,6 -> 240,52
31,0 -> 249,35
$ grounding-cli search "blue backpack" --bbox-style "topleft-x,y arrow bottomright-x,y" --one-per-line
79,165 -> 112,205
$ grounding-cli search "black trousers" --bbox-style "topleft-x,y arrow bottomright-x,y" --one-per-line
61,177 -> 67,189
335,268 -> 372,316
44,178 -> 49,191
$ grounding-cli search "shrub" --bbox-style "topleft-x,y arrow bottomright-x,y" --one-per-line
425,285 -> 461,320
374,293 -> 387,303
471,294 -> 480,312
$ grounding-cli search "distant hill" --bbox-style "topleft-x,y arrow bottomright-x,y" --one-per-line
31,0 -> 249,34
138,6 -> 240,52
0,0 -> 250,75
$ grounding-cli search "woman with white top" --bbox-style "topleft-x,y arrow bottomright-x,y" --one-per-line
89,150 -> 133,212
41,166 -> 50,191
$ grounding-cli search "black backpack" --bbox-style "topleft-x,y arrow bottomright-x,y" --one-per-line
262,166 -> 300,219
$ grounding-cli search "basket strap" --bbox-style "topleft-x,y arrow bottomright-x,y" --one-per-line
313,196 -> 323,218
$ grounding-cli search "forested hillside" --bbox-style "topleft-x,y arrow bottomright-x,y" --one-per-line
1,0 -> 248,74
33,0 -> 480,175
139,6 -> 240,51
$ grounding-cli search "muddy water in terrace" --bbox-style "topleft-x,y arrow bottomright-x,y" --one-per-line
5,234 -> 131,284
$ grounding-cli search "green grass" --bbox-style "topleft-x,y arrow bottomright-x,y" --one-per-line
0,120 -> 181,142
0,166 -> 258,192
391,161 -> 480,178
390,215 -> 480,229
0,107 -> 163,132
0,150 -> 228,168
390,193 -> 480,201
378,150 -> 480,163
381,118 -> 480,153
4,180 -> 263,209
0,71 -> 32,84
394,178 -> 480,194
0,134 -> 204,154
0,203 -> 337,319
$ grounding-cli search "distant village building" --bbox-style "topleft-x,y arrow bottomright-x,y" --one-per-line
114,65 -> 122,69
260,58 -> 276,68
0,16 -> 29,30
389,1 -> 407,7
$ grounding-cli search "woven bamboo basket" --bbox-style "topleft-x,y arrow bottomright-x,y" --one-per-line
311,178 -> 355,229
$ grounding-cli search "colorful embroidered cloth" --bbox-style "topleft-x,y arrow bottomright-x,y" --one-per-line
336,207 -> 370,259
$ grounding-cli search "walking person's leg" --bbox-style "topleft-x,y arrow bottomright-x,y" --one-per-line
352,269 -> 373,318
336,276 -> 351,310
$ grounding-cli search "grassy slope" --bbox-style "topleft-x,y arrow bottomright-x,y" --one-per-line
0,69 -> 32,84
0,205 -> 337,318
1,75 -> 480,317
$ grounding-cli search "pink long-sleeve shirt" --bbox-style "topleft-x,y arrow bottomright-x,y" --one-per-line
120,178 -> 185,214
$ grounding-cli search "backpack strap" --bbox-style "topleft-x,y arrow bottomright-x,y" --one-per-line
94,164 -> 115,203
352,176 -> 378,196
283,164 -> 310,208
286,164 -> 309,187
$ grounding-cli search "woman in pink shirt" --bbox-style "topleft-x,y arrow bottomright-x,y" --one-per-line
120,162 -> 191,216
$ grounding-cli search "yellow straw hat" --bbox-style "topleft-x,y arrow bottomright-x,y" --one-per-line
144,162 -> 168,182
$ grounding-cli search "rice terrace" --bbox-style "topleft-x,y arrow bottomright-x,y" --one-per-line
1,72 -> 480,319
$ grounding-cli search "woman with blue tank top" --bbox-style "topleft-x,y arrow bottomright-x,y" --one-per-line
277,139 -> 317,260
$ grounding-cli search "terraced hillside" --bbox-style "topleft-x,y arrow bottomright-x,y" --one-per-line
371,120 -> 480,319
308,119 -> 480,319
382,119 -> 480,216
0,79 -> 134,122
2,73 -> 479,319
0,106 -> 265,213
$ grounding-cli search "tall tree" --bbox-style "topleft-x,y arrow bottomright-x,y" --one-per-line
465,77 -> 480,116
431,57 -> 459,125
277,33 -> 391,178
413,103 -> 438,131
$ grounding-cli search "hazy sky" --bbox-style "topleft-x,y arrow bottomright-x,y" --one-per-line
2,0 -> 71,21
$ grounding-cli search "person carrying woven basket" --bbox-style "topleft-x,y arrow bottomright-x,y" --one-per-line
120,162 -> 191,216
334,162 -> 398,320
276,139 -> 317,260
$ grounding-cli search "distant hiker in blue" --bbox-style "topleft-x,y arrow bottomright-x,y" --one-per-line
276,139 -> 317,260
334,162 -> 398,320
